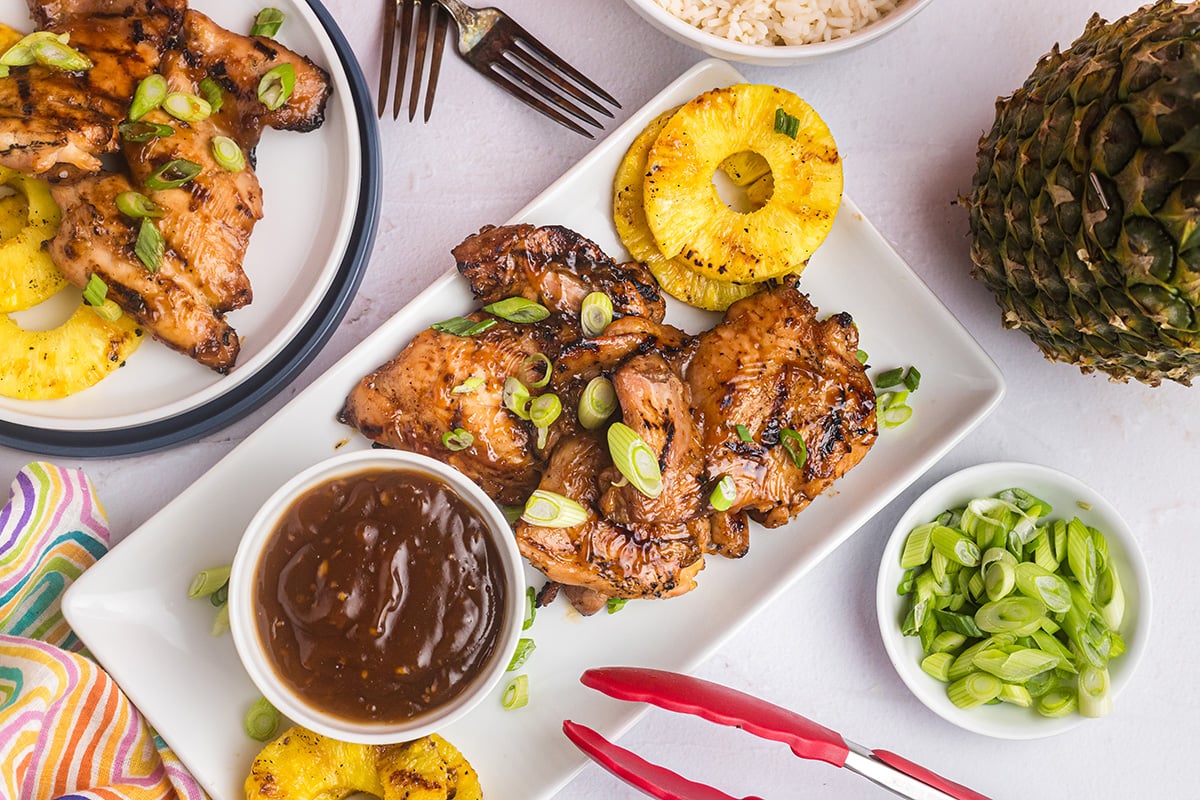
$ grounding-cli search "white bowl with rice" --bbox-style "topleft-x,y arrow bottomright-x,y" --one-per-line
622,0 -> 935,65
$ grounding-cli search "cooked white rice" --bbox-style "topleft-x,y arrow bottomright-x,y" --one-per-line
653,0 -> 903,46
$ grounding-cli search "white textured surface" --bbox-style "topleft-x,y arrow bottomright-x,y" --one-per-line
1,1 -> 1195,798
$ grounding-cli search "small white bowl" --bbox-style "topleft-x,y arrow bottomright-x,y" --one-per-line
620,0 -> 936,66
876,462 -> 1151,739
229,449 -> 525,744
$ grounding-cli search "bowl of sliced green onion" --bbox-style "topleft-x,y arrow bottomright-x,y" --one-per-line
876,462 -> 1150,738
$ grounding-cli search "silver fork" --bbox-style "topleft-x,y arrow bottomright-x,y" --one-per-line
433,0 -> 620,137
378,0 -> 449,122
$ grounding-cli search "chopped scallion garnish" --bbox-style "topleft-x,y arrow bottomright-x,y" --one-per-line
903,366 -> 922,391
773,107 -> 800,139
855,349 -> 868,364
82,274 -> 108,307
578,376 -> 617,430
210,135 -> 246,172
118,120 -> 174,143
503,377 -> 532,419
30,36 -> 92,71
607,422 -> 662,498
257,63 -> 295,111
188,566 -> 232,598
134,218 -> 164,272
779,428 -> 807,470
580,291 -> 613,337
947,672 -> 1002,709
501,674 -> 529,710
523,586 -> 536,629
430,316 -> 496,337
89,299 -> 123,322
735,423 -> 753,443
452,376 -> 485,394
708,475 -> 736,512
243,696 -> 281,741
506,637 -> 536,671
144,158 -> 201,190
484,296 -> 550,323
876,367 -> 905,388
250,7 -> 285,37
606,597 -> 628,614
199,76 -> 225,113
129,74 -> 168,120
521,353 -> 553,389
162,91 -> 212,122
521,490 -> 588,528
441,427 -> 473,451
115,191 -> 163,219
530,393 -> 562,449
210,602 -> 230,636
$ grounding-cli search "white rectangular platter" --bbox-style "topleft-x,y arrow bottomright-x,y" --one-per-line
64,59 -> 1005,800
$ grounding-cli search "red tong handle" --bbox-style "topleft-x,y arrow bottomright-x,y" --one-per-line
563,720 -> 765,800
581,667 -> 850,767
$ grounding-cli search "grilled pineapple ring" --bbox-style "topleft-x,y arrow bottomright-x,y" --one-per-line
643,84 -> 843,283
615,107 -> 761,311
244,726 -> 483,800
0,166 -> 67,313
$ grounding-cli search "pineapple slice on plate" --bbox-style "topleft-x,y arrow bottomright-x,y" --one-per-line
0,304 -> 143,400
643,84 -> 842,283
0,167 -> 67,313
614,107 -> 761,311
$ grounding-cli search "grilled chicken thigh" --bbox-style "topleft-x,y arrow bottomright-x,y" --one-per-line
49,173 -> 240,368
454,225 -> 666,322
0,0 -> 184,176
687,284 -> 877,529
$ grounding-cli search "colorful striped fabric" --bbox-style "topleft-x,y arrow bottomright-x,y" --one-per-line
0,463 -> 209,800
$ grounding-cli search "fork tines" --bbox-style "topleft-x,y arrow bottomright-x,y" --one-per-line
378,0 -> 448,122
476,18 -> 621,138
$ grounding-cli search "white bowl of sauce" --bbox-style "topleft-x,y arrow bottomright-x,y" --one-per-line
229,448 -> 525,744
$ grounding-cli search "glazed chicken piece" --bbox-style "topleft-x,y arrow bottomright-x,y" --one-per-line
0,0 -> 185,176
339,316 -> 567,505
48,173 -> 240,368
453,224 -> 666,322
516,434 -> 708,600
687,284 -> 877,530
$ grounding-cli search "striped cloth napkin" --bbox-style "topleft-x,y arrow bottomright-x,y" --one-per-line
0,462 -> 208,800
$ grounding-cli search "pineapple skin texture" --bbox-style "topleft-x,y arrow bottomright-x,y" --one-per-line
966,0 -> 1200,386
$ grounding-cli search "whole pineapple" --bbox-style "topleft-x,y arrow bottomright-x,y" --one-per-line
966,1 -> 1200,386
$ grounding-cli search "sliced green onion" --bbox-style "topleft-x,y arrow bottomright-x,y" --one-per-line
135,219 -> 164,273
1076,500 -> 1093,511
1076,666 -> 1111,718
998,488 -> 1052,517
1109,631 -> 1127,660
210,135 -> 246,172
484,296 -> 550,323
578,376 -> 617,430
145,158 -> 201,190
0,66 -> 8,78
779,428 -> 807,470
932,608 -> 985,638
606,597 -> 628,614
931,525 -> 981,567
975,596 -> 1045,634
0,37 -> 38,67
250,7 -> 285,37
875,367 -> 905,388
521,489 -> 588,528
735,424 -> 753,443
1095,563 -> 1125,630
1035,686 -> 1077,718
257,63 -> 295,111
431,316 -> 496,336
199,76 -> 225,113
1014,562 -> 1072,614
1031,528 -> 1058,572
930,631 -> 966,654
118,120 -> 174,143
521,353 -> 553,388
503,377 -> 532,419
983,556 -> 1016,601
530,393 -> 562,449
82,274 -> 108,307
999,684 -> 1033,707
210,581 -> 229,607
896,569 -> 916,596
452,376 -> 485,394
901,598 -> 929,637
709,475 -> 736,512
188,566 -> 232,598
130,73 -> 168,120
1089,525 -> 1109,574
89,299 -> 123,322
210,602 -> 231,636
921,652 -> 954,682
902,366 -> 922,392
523,586 -> 536,629
1029,629 -> 1076,673
30,37 -> 92,71
899,523 -> 935,569
441,428 -> 473,451
878,397 -> 913,428
502,505 -> 522,526
116,191 -> 163,219
243,696 -> 281,741
947,638 -> 1002,681
972,648 -> 1058,683
1063,582 -> 1112,669
947,672 -> 1002,709
773,107 -> 800,139
607,422 -> 663,499
162,91 -> 212,122
1066,517 -> 1097,595
580,291 -> 613,337
855,349 -> 868,364
501,674 -> 529,709
506,637 -> 536,671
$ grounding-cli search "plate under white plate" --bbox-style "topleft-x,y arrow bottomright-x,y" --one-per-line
0,0 -> 361,433
64,59 -> 1005,800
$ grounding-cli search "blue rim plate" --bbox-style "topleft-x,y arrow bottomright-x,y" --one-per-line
0,0 -> 380,457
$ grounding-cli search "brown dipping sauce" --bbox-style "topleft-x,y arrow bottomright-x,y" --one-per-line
255,468 -> 507,723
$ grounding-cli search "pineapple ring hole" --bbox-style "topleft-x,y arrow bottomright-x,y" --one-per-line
712,150 -> 774,214
0,183 -> 30,242
7,286 -> 77,331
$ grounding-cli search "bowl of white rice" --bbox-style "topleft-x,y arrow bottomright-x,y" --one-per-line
622,0 -> 935,65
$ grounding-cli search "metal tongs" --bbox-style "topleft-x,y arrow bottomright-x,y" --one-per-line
564,667 -> 993,800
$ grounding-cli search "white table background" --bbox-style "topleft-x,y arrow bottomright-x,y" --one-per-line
2,1 -> 1195,798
